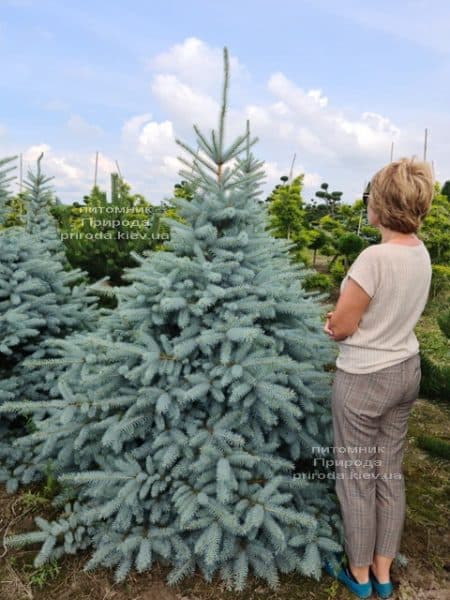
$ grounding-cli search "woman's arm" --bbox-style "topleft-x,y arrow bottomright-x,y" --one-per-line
323,277 -> 372,341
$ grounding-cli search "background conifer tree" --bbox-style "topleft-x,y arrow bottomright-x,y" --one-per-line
0,155 -> 102,492
55,173 -> 165,287
441,179 -> 450,200
1,48 -> 342,591
0,156 -> 17,225
23,152 -> 66,260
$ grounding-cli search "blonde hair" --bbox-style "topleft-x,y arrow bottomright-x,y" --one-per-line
369,156 -> 433,233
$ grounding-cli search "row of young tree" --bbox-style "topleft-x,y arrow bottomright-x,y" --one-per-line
4,159 -> 449,295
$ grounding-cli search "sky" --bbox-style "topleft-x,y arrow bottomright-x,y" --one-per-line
1,0 -> 449,206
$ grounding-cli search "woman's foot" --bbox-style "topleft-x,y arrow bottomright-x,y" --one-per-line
323,560 -> 373,599
369,562 -> 390,583
347,565 -> 369,584
369,565 -> 394,598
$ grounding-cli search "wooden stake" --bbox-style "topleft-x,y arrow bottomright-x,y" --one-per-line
423,128 -> 428,161
289,153 -> 296,182
19,153 -> 23,193
94,151 -> 99,187
357,209 -> 363,236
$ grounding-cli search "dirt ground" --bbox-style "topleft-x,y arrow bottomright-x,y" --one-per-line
1,398 -> 449,600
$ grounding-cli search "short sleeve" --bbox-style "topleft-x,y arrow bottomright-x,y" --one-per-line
346,248 -> 380,298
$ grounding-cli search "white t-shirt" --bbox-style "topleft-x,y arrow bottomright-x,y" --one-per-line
336,240 -> 432,374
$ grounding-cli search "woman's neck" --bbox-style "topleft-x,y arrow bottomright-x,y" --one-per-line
380,230 -> 417,244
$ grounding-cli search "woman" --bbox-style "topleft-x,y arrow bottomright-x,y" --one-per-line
322,157 -> 433,599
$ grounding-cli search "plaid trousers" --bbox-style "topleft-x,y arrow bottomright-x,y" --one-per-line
331,353 -> 421,566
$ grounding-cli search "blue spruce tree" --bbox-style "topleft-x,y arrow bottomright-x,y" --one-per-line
0,154 -> 102,492
23,152 -> 68,260
0,156 -> 17,224
1,48 -> 343,591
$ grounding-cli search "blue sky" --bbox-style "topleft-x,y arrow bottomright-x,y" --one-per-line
1,0 -> 449,205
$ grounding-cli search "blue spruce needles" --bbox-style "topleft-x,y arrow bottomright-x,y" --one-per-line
0,156 -> 17,224
23,151 -> 68,260
1,48 -> 343,591
0,154 -> 101,492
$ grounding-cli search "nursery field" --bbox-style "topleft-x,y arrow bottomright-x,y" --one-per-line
1,398 -> 449,600
1,244 -> 449,598
1,49 -> 449,600
1,230 -> 448,600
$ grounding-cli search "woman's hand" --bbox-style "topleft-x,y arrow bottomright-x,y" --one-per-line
323,311 -> 336,338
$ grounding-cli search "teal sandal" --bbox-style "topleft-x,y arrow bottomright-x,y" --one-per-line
323,560 -> 373,599
369,566 -> 394,598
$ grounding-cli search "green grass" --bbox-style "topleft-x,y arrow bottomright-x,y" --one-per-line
416,434 -> 450,460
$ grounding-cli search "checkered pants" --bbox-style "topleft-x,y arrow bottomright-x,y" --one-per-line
331,353 -> 421,566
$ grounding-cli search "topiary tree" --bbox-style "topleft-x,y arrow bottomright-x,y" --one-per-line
441,180 -> 450,200
1,48 -> 343,592
335,233 -> 365,270
266,175 -> 305,240
313,183 -> 343,218
266,174 -> 312,265
174,179 -> 197,201
307,229 -> 331,267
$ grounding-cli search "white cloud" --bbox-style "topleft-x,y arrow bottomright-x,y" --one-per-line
151,74 -> 219,132
8,36 -> 446,207
332,111 -> 400,151
120,113 -> 184,196
263,161 -> 286,183
303,171 -> 323,188
138,120 -> 174,154
148,37 -> 249,96
14,145 -> 117,202
35,147 -> 129,201
267,72 -> 401,160
297,127 -> 332,157
117,40 -> 414,205
268,73 -> 328,117
121,113 -> 153,142
23,144 -> 83,181
122,115 -> 177,164
157,155 -> 182,177
308,89 -> 329,108
92,153 -> 116,178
